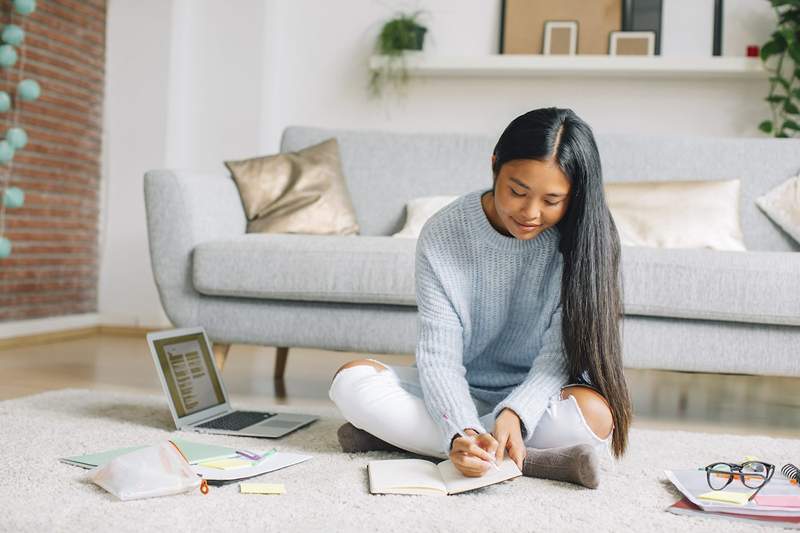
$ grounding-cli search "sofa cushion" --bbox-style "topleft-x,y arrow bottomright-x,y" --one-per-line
755,174 -> 800,245
224,138 -> 360,236
193,236 -> 800,326
193,234 -> 417,305
621,246 -> 800,326
605,179 -> 746,251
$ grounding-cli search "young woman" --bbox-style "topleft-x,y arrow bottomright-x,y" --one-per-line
328,107 -> 631,488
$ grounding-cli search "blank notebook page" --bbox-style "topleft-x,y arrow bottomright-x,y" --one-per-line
368,459 -> 448,495
438,457 -> 522,494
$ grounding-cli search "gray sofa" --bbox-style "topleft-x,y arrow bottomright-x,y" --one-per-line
144,126 -> 800,379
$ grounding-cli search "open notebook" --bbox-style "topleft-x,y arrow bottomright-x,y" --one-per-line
368,457 -> 522,496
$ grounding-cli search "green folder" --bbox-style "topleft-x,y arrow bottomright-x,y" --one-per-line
60,438 -> 239,469
60,445 -> 148,469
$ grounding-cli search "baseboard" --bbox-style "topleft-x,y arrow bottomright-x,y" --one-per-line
0,314 -> 172,350
0,313 -> 100,340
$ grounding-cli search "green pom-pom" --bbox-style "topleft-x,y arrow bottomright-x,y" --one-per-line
3,186 -> 24,208
0,44 -> 17,68
1,25 -> 24,46
7,127 -> 26,149
0,92 -> 10,112
0,140 -> 14,163
17,79 -> 40,101
0,236 -> 11,259
13,0 -> 36,16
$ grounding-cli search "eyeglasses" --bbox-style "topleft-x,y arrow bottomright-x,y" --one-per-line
704,461 -> 775,502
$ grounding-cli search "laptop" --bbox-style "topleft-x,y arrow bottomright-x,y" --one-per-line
146,327 -> 318,438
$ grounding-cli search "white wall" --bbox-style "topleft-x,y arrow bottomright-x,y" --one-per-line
97,0 -> 778,329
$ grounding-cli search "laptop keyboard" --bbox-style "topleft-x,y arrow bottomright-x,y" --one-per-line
196,410 -> 277,431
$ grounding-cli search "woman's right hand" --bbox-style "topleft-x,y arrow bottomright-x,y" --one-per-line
449,429 -> 499,477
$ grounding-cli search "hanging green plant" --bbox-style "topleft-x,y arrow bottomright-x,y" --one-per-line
368,10 -> 428,99
759,0 -> 800,138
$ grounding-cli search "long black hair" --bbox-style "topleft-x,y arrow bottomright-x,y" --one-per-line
492,107 -> 631,457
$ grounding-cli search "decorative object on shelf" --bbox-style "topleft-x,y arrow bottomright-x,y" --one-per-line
758,0 -> 799,138
499,0 -> 621,55
0,0 -> 39,260
542,21 -> 578,55
747,45 -> 759,58
367,10 -> 428,98
609,31 -> 656,56
622,0 -> 662,55
660,0 -> 723,57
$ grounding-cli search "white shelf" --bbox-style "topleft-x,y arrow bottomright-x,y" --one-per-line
368,53 -> 768,80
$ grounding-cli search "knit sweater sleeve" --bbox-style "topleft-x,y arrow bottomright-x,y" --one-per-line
414,237 -> 488,453
489,300 -> 569,440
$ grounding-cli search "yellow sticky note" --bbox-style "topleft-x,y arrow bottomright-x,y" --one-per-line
240,483 -> 285,495
199,458 -> 253,470
698,490 -> 751,505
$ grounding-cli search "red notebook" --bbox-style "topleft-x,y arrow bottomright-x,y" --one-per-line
667,498 -> 800,528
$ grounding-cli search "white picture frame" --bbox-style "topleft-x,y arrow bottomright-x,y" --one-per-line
543,21 -> 578,55
609,31 -> 656,56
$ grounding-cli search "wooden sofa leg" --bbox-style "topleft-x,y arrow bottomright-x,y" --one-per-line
213,343 -> 231,371
274,347 -> 289,380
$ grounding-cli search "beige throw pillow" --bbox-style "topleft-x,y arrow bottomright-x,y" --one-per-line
755,175 -> 800,245
224,138 -> 359,235
392,195 -> 459,238
604,179 -> 746,251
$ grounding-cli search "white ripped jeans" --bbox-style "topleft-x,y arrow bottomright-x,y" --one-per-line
328,358 -> 612,461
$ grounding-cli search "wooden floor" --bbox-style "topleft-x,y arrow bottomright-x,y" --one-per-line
2,333 -> 800,438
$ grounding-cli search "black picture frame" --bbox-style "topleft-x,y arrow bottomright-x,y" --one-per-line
621,0 -> 662,55
712,0 -> 723,56
622,0 -> 723,57
499,0 -> 506,53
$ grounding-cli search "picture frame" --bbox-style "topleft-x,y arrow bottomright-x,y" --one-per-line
622,0 -> 662,55
498,0 -> 622,55
542,21 -> 578,55
609,31 -> 656,56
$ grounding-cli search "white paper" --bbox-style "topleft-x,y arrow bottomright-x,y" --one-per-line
192,451 -> 311,482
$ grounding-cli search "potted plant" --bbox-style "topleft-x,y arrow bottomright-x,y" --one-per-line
368,10 -> 428,98
758,0 -> 800,138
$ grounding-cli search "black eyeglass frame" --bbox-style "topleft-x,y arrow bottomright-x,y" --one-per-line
704,461 -> 776,502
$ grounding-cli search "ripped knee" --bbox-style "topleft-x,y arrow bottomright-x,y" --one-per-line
561,385 -> 613,440
333,358 -> 388,379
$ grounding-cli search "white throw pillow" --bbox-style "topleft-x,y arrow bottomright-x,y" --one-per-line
392,195 -> 459,238
755,175 -> 800,245
604,179 -> 747,251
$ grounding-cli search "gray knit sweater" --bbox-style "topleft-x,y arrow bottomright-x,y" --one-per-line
415,188 -> 568,452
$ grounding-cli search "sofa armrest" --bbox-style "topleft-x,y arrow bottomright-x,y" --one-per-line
144,169 -> 246,326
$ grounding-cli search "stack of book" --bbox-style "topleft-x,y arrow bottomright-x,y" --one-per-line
665,469 -> 800,528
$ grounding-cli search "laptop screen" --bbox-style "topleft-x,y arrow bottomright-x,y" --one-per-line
151,332 -> 226,418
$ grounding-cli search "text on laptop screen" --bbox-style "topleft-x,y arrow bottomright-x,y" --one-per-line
153,333 -> 226,417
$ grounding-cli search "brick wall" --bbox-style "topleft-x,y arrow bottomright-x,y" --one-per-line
0,0 -> 105,322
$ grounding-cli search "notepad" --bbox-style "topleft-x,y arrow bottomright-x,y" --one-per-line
169,438 -> 238,465
368,457 -> 522,496
199,458 -> 253,470
698,490 -> 751,505
754,495 -> 800,508
240,483 -> 285,495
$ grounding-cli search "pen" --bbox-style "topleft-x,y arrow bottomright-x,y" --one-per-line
237,448 -> 277,461
441,412 -> 500,470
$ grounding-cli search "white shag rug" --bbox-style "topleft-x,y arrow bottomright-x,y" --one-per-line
0,388 -> 798,533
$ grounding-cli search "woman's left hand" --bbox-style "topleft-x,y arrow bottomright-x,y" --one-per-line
492,408 -> 526,470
